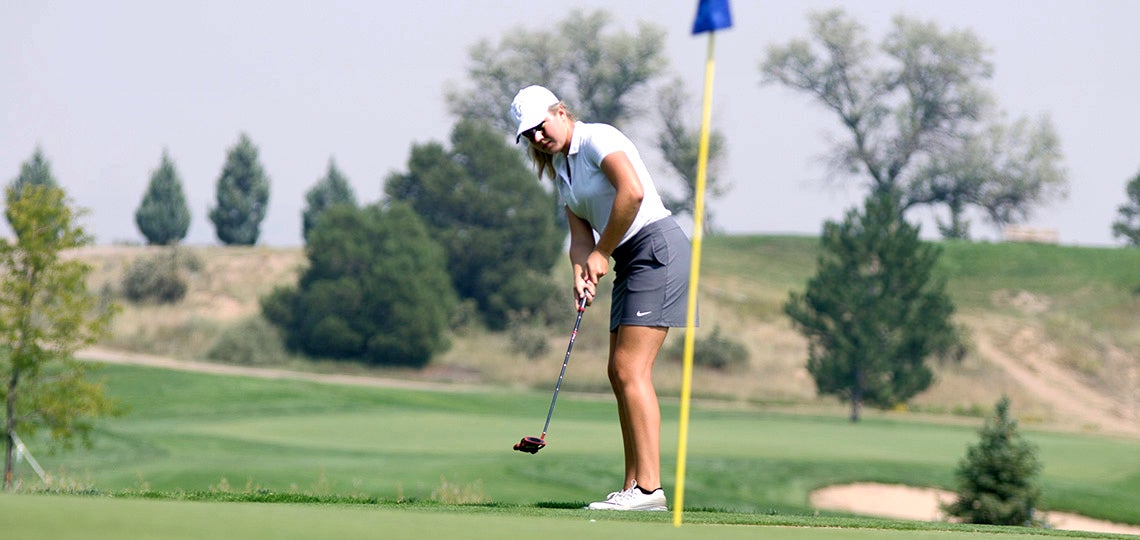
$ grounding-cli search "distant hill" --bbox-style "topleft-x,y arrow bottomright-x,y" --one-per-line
73,237 -> 1140,435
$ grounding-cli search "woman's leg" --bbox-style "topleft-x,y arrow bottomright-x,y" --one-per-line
608,325 -> 668,491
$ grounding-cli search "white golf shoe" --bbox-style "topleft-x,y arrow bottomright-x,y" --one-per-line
586,480 -> 667,511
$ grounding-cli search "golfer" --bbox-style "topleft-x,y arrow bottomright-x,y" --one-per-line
510,85 -> 694,511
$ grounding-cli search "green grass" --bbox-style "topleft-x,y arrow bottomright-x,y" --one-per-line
10,493 -> 1133,540
703,235 -> 1140,314
11,363 -> 1140,531
27,238 -> 1136,538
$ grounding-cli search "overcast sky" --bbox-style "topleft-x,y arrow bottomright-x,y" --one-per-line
3,1 -> 1138,247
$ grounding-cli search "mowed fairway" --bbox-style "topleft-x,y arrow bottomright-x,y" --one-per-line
4,362 -> 1140,538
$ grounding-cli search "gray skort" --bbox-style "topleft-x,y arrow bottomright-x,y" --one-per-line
609,217 -> 698,333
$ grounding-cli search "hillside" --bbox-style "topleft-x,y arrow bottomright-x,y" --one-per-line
72,237 -> 1140,435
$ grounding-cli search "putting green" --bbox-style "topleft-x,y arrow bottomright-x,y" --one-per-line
0,494 -> 1042,540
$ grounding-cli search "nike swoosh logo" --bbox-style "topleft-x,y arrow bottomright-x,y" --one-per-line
636,310 -> 652,317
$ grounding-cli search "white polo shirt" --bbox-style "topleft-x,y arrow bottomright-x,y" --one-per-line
552,122 -> 671,247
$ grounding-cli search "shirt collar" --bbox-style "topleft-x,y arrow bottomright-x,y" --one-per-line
554,121 -> 582,187
567,121 -> 582,156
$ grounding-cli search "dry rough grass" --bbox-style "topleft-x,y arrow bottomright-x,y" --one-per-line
74,245 -> 306,358
74,245 -> 1140,436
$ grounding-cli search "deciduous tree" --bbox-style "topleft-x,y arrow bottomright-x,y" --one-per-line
911,115 -> 1067,239
761,9 -> 1067,239
2,185 -> 117,489
447,9 -> 667,133
655,78 -> 728,229
450,10 -> 734,225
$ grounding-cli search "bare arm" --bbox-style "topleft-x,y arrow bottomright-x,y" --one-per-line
581,151 -> 644,288
566,207 -> 597,304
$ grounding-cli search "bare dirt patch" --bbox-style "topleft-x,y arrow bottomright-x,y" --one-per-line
811,483 -> 1140,536
971,314 -> 1139,436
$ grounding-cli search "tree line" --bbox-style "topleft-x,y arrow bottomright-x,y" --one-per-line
5,2 -> 1139,474
9,8 -> 1139,374
10,7 -> 1140,383
4,8 -> 1125,516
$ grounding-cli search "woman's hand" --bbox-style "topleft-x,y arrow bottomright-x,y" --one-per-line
585,250 -> 609,291
574,273 -> 596,307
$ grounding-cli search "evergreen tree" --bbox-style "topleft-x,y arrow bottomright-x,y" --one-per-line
208,133 -> 270,245
6,147 -> 60,229
385,119 -> 561,329
1111,169 -> 1140,246
785,191 -> 962,421
261,202 -> 455,367
135,150 -> 191,245
945,396 -> 1043,526
302,158 -> 357,243
1,185 -> 117,489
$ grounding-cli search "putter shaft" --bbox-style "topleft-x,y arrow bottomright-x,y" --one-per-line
539,296 -> 588,439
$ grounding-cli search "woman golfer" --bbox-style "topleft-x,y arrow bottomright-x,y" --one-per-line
510,85 -> 694,511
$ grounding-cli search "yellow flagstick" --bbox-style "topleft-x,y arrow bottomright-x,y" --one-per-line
674,30 -> 717,528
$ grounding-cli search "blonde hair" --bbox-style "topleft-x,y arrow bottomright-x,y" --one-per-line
527,103 -> 576,181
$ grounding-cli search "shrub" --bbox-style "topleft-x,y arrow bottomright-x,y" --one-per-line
121,251 -> 188,304
261,203 -> 455,368
665,325 -> 749,371
507,309 -> 549,359
944,396 -> 1043,526
177,248 -> 204,272
448,299 -> 481,335
206,316 -> 287,366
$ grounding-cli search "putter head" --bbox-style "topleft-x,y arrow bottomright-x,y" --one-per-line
513,436 -> 545,454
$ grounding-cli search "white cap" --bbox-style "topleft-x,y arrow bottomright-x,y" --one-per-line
510,85 -> 560,142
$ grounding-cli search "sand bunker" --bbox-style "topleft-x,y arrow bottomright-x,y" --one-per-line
811,483 -> 1140,536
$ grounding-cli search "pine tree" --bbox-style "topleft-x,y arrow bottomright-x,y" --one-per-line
302,158 -> 357,243
208,133 -> 270,245
785,191 -> 962,421
6,147 -> 60,229
945,396 -> 1043,526
135,150 -> 192,245
384,119 -> 561,329
1111,169 -> 1140,246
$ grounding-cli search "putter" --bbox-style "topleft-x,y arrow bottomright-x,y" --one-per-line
513,295 -> 588,454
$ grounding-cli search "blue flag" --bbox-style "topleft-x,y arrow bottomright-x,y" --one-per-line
692,0 -> 732,34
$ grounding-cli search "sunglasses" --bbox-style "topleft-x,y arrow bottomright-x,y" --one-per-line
520,121 -> 546,142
